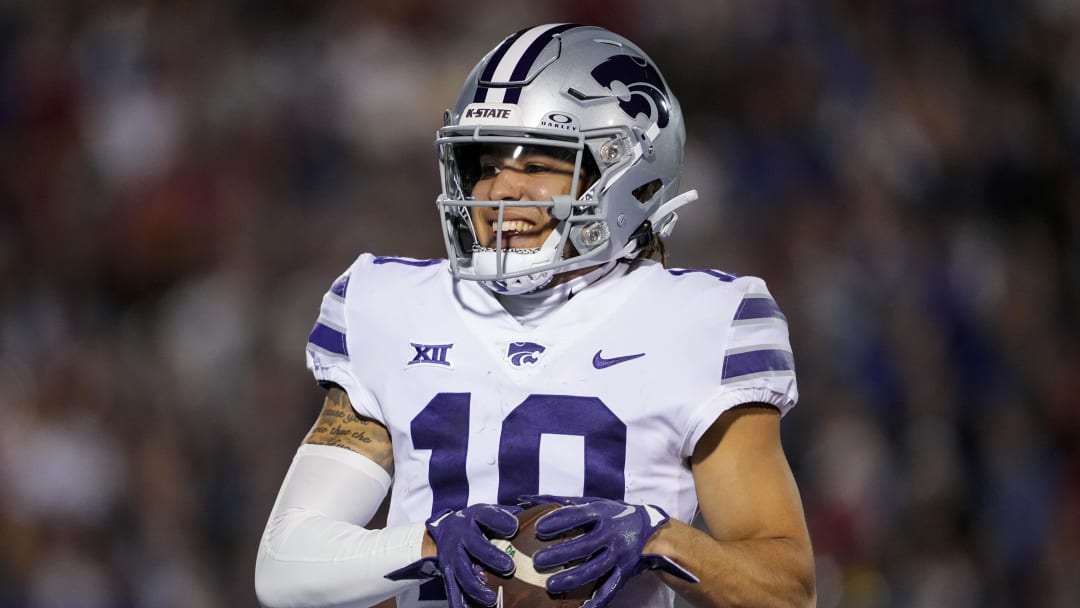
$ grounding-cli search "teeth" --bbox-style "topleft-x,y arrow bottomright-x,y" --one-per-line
491,220 -> 531,233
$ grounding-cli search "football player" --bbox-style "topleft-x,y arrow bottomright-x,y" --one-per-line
255,24 -> 815,608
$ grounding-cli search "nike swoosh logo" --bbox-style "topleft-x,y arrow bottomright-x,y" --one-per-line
592,350 -> 646,369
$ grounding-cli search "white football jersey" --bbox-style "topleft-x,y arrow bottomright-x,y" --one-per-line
305,254 -> 799,608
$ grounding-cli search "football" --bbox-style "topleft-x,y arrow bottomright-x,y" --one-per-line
480,503 -> 596,608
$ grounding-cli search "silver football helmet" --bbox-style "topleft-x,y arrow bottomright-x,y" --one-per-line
436,24 -> 698,294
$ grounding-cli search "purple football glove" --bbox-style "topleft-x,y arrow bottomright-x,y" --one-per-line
521,495 -> 698,608
385,504 -> 521,607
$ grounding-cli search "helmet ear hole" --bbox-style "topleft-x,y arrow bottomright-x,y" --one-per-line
632,179 -> 663,204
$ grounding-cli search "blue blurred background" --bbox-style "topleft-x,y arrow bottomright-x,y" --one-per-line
0,1 -> 1077,606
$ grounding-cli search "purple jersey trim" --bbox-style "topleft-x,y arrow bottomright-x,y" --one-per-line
722,349 -> 794,380
372,256 -> 441,267
667,268 -> 736,282
734,297 -> 786,322
309,322 -> 348,356
330,275 -> 349,298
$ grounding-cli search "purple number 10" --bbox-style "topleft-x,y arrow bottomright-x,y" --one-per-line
411,392 -> 628,513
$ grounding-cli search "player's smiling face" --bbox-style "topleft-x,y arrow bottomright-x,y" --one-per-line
469,144 -> 583,250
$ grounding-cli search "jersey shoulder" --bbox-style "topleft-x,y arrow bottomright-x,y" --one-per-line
350,253 -> 448,290
646,263 -> 781,315
305,254 -> 448,366
331,253 -> 449,306
645,263 -> 796,394
324,252 -> 449,323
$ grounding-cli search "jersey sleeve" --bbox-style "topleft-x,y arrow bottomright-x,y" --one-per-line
304,261 -> 382,421
681,275 -> 799,457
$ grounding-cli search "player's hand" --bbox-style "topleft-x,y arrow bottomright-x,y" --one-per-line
385,504 -> 521,607
520,495 -> 698,608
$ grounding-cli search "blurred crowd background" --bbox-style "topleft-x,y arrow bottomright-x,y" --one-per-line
1,0 -> 1077,606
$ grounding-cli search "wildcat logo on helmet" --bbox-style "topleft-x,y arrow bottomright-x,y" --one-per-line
460,103 -> 518,125
591,54 -> 671,128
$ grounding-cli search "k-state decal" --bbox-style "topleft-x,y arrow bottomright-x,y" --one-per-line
465,107 -> 512,120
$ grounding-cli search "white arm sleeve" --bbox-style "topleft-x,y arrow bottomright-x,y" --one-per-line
255,444 -> 426,608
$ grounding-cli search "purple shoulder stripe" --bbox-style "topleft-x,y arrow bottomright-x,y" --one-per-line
309,322 -> 348,356
722,349 -> 794,381
330,275 -> 349,298
734,297 -> 786,322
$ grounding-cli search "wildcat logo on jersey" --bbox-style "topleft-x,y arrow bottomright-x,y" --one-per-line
409,343 -> 453,367
590,55 -> 670,128
507,341 -> 546,367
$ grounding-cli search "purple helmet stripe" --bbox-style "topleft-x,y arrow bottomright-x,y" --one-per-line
502,23 -> 581,104
722,349 -> 794,381
309,322 -> 348,356
473,28 -> 529,103
734,297 -> 787,322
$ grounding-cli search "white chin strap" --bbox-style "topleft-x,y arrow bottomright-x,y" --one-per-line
471,189 -> 699,295
472,227 -> 564,295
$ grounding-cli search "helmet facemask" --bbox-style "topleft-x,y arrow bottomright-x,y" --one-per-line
436,127 -> 615,294
435,24 -> 695,294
